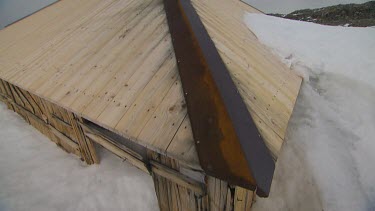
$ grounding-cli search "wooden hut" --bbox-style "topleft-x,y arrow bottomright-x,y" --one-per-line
0,0 -> 302,210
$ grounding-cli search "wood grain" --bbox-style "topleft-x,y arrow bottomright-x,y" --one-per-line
0,0 -> 301,169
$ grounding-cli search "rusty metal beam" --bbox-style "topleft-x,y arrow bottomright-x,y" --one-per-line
163,0 -> 275,197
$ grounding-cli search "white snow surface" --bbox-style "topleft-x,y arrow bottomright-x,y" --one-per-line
245,14 -> 375,210
0,102 -> 159,211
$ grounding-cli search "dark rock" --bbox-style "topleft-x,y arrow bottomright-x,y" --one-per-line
269,1 -> 375,27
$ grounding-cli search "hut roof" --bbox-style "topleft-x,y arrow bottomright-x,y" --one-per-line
0,0 -> 301,169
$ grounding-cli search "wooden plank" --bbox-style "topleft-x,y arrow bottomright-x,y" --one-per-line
7,96 -> 43,124
0,80 -> 8,97
52,113 -> 72,128
0,0 -> 99,52
114,54 -> 177,142
48,125 -> 81,156
35,0 -> 150,102
137,78 -> 186,151
69,114 -> 98,164
3,84 -> 83,157
234,187 -> 246,211
166,116 -> 200,168
79,122 -> 144,161
19,0 -> 132,93
149,151 -> 209,211
22,89 -> 45,119
150,160 -> 205,195
79,0 -> 168,119
96,27 -> 171,126
206,176 -> 229,210
153,175 -> 171,211
190,0 -> 302,158
234,186 -> 254,211
0,0 -> 302,184
43,101 -> 76,141
2,81 -> 15,101
85,132 -> 149,173
0,0 -> 106,80
225,188 -> 233,211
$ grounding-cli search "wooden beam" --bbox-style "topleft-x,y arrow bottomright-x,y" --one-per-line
48,125 -> 81,156
79,122 -> 143,161
85,132 -> 149,173
69,114 -> 99,164
234,186 -> 254,211
51,113 -> 72,128
150,160 -> 205,195
7,99 -> 45,124
163,0 -> 275,196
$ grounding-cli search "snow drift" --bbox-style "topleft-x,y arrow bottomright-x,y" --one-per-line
245,13 -> 375,211
0,103 -> 159,211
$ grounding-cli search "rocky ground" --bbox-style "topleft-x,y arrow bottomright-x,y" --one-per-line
270,1 -> 375,27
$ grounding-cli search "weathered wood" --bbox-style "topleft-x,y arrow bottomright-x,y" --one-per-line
149,151 -> 209,211
225,187 -> 233,211
79,122 -> 144,161
234,187 -> 254,211
206,176 -> 228,210
85,132 -> 149,173
0,0 -> 303,209
52,114 -> 72,128
48,125 -> 81,156
68,114 -> 98,164
0,0 -> 301,169
191,0 -> 302,159
0,81 -> 85,158
0,80 -> 255,210
150,160 -> 205,195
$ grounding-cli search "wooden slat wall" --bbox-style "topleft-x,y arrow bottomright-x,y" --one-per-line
147,151 -> 256,211
0,79 -> 97,162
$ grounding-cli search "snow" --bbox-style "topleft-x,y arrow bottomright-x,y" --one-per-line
244,14 -> 375,210
0,102 -> 159,211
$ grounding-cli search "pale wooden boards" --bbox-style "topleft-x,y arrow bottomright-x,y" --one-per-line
190,0 -> 302,158
0,0 -> 301,168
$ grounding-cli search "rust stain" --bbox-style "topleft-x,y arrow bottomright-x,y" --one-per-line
163,0 -> 275,196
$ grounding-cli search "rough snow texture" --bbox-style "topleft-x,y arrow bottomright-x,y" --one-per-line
245,14 -> 375,211
0,102 -> 159,211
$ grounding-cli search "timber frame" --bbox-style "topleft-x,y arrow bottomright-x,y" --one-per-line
0,79 -> 255,210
